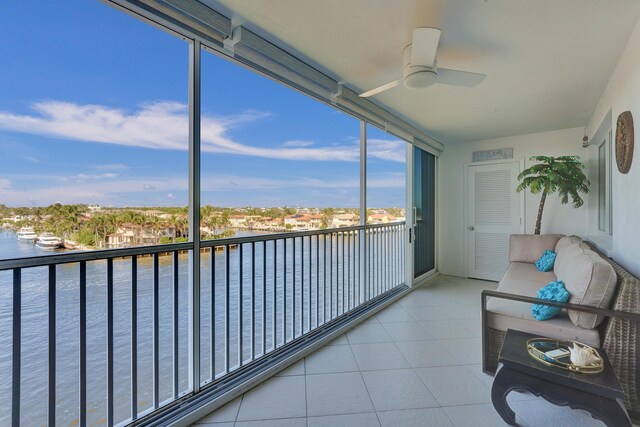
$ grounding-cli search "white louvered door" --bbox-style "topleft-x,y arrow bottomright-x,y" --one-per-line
467,162 -> 523,281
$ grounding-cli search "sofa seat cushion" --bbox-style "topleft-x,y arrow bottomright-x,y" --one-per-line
495,262 -> 557,294
487,305 -> 601,347
487,261 -> 601,347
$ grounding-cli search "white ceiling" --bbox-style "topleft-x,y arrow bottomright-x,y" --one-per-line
200,0 -> 640,144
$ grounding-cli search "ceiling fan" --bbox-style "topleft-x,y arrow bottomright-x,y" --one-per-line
359,27 -> 486,98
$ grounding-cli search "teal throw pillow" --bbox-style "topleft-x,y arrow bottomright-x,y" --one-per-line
532,280 -> 570,321
535,249 -> 556,272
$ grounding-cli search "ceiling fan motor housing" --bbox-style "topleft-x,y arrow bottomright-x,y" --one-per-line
402,44 -> 438,89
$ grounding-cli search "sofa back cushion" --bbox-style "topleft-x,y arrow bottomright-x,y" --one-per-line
509,234 -> 564,263
555,235 -> 582,252
554,243 -> 617,329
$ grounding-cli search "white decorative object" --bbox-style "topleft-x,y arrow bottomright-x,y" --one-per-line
472,148 -> 513,162
569,343 -> 599,366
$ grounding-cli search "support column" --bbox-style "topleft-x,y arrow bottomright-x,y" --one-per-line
359,121 -> 367,302
188,39 -> 202,393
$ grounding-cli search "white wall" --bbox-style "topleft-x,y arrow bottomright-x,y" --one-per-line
438,127 -> 588,277
586,16 -> 640,277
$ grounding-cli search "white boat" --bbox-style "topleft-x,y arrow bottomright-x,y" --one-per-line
16,227 -> 38,242
36,233 -> 63,250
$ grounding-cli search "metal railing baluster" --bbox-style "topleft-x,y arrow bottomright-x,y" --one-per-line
283,239 -> 287,343
48,265 -> 56,427
173,251 -> 179,397
262,241 -> 266,356
341,232 -> 345,315
79,261 -> 87,427
106,258 -> 114,427
239,244 -> 244,367
210,248 -> 215,381
293,237 -> 296,338
315,236 -> 319,328
385,227 -> 389,291
351,232 -> 354,310
393,225 -> 397,286
152,253 -> 160,409
272,241 -> 276,350
367,229 -> 371,299
329,233 -> 333,319
308,235 -> 312,330
378,229 -> 381,295
251,242 -> 256,360
225,245 -> 230,374
301,237 -> 304,334
131,256 -> 138,421
12,268 -> 21,427
323,236 -> 327,324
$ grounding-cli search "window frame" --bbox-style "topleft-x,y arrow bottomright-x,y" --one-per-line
597,129 -> 613,235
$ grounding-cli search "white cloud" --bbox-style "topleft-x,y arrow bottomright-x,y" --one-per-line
22,156 -> 40,163
167,193 -> 175,200
0,179 -> 11,189
76,173 -> 118,180
93,163 -> 129,171
0,100 -> 405,163
367,138 -> 406,162
282,140 -> 314,147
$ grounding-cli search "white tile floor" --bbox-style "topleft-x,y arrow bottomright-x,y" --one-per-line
194,275 -> 611,427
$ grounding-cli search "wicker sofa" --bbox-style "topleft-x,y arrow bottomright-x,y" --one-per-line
481,234 -> 640,418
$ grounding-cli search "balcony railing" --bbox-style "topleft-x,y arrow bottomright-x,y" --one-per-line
0,222 -> 405,426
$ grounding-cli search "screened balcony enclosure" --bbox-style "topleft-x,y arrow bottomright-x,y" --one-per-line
2,0 -> 640,426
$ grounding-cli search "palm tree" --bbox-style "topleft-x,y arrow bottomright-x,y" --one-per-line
320,207 -> 335,229
516,156 -> 590,235
144,215 -> 161,244
201,205 -> 216,236
166,214 -> 179,242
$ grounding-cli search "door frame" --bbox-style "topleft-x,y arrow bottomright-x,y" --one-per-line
463,158 -> 525,279
406,143 -> 439,286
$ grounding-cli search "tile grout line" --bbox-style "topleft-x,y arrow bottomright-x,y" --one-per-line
303,357 -> 309,427
346,340 -> 380,424
233,393 -> 243,425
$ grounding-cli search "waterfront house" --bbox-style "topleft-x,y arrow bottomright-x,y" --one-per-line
331,213 -> 359,228
283,214 -> 323,231
367,213 -> 391,224
4,2 -> 640,427
228,215 -> 247,228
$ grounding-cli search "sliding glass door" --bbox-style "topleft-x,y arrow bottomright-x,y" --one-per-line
412,146 -> 436,280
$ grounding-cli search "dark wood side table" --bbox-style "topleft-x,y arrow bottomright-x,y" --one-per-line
491,329 -> 631,427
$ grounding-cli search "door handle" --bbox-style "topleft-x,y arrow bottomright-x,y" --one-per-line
413,207 -> 417,227
468,226 -> 475,231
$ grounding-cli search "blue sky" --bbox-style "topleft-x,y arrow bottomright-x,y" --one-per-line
0,1 -> 405,209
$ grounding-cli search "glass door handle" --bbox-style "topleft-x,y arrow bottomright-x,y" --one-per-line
413,207 -> 417,227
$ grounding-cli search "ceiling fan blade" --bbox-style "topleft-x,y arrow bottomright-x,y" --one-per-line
359,79 -> 401,97
411,27 -> 441,67
437,68 -> 486,87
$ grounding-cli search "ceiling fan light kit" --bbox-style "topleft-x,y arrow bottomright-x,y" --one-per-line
403,45 -> 438,89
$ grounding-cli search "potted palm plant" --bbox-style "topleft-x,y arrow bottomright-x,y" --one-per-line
516,155 -> 590,235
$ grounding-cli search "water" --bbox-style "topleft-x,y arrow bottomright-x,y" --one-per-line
0,228 -> 401,426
